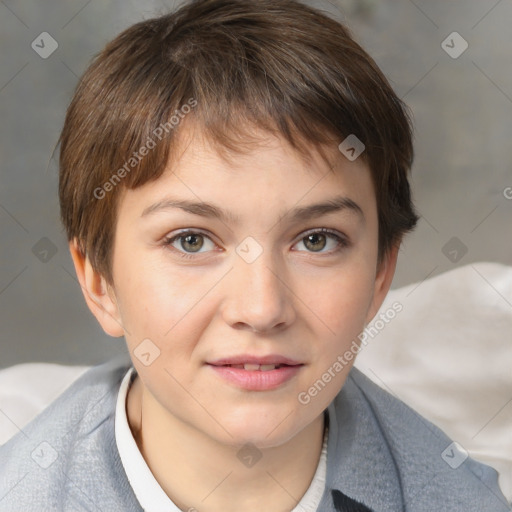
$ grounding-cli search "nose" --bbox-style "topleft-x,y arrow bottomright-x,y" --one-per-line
220,252 -> 296,334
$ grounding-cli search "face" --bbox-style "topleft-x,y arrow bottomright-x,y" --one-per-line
76,125 -> 396,449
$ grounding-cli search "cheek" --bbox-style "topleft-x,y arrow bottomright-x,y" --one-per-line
115,253 -> 179,323
298,263 -> 376,339
114,256 -> 221,357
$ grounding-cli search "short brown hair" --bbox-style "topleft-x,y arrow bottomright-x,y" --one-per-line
59,0 -> 418,286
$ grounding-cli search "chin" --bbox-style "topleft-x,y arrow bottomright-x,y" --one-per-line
212,413 -> 303,449
226,431 -> 294,451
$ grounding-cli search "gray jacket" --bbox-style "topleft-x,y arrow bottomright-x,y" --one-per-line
0,355 -> 509,511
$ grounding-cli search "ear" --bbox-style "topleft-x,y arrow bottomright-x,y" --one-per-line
365,244 -> 399,324
68,239 -> 125,337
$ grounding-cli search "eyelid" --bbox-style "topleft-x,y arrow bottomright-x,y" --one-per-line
291,228 -> 349,253
162,229 -> 221,258
163,228 -> 218,244
296,227 -> 347,240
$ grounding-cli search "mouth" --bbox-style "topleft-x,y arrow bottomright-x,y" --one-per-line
207,354 -> 303,367
214,363 -> 296,371
206,358 -> 304,391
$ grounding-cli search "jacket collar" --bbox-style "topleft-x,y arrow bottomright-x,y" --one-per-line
318,370 -> 403,512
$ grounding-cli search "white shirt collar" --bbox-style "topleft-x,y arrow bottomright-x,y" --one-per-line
115,367 -> 180,511
115,367 -> 328,512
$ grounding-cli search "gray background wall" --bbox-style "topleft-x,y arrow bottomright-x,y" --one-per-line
1,0 -> 511,368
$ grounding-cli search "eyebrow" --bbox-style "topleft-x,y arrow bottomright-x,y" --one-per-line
140,195 -> 364,225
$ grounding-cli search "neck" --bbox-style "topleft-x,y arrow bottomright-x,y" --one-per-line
127,374 -> 326,512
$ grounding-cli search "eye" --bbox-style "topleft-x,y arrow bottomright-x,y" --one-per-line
292,229 -> 348,254
163,230 -> 217,255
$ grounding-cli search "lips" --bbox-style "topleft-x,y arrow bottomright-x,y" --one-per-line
206,355 -> 304,391
207,355 -> 303,367
222,363 -> 286,371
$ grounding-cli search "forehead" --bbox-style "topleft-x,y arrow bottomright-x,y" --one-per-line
117,122 -> 376,224
165,119 -> 339,173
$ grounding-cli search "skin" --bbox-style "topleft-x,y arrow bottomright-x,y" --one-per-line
70,123 -> 398,512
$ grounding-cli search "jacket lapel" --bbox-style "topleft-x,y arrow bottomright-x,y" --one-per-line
318,371 -> 404,511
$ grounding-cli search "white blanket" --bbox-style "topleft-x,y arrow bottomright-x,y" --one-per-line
1,262 -> 511,501
355,261 -> 512,501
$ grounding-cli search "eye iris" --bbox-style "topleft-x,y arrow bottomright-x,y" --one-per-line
181,234 -> 204,252
304,233 -> 326,252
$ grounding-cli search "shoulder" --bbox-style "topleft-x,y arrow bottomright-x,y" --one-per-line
0,355 -> 140,511
327,367 -> 510,511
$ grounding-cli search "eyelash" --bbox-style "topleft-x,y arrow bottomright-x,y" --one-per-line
162,228 -> 350,260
